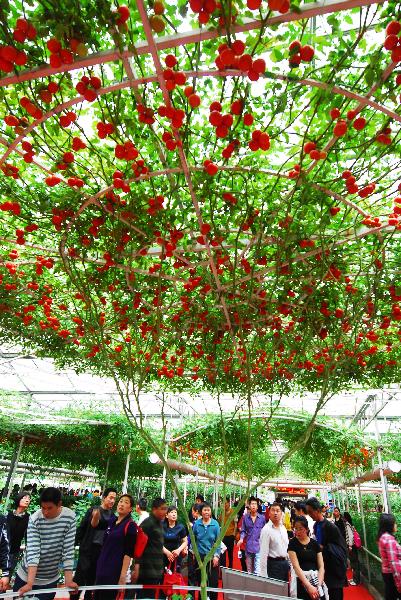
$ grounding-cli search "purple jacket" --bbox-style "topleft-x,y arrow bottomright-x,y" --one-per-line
240,513 -> 266,554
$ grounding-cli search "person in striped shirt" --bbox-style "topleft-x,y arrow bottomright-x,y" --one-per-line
13,487 -> 78,600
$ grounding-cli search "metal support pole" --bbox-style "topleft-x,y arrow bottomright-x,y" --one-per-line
3,436 -> 25,513
103,456 -> 110,492
375,418 -> 390,513
194,461 -> 199,498
1,446 -> 19,500
357,482 -> 371,583
355,486 -> 360,512
213,475 -> 218,512
161,440 -> 169,499
345,488 -> 350,512
173,471 -> 179,503
122,451 -> 131,494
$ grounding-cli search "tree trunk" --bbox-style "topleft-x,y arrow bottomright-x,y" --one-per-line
200,562 -> 208,600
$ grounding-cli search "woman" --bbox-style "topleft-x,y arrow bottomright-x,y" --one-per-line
95,494 -> 137,600
219,498 -> 236,569
163,506 -> 187,571
7,491 -> 30,574
288,516 -> 327,600
378,513 -> 401,600
343,512 -> 361,585
192,502 -> 221,600
333,507 -> 347,541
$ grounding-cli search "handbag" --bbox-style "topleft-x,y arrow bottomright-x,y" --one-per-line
162,560 -> 187,598
353,528 -> 362,549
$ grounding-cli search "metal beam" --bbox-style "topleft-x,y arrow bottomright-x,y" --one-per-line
0,0 -> 384,87
0,458 -> 97,478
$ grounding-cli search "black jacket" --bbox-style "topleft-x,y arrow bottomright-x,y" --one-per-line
0,515 -> 10,577
334,517 -> 347,542
314,518 -> 347,588
138,514 -> 164,582
76,507 -> 112,572
7,511 -> 29,554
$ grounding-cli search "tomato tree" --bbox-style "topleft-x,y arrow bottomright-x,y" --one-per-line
0,0 -> 400,594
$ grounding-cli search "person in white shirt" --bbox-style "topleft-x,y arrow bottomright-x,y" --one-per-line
259,502 -> 289,582
136,498 -> 149,525
294,502 -> 315,538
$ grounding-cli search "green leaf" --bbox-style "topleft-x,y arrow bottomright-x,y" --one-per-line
365,67 -> 375,87
271,48 -> 283,63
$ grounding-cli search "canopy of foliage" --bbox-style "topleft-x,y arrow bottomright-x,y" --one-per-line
0,395 -> 159,477
0,0 -> 401,398
0,393 -> 371,483
170,408 -> 372,481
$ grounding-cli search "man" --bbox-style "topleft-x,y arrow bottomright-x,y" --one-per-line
72,487 -> 117,599
192,502 -> 221,600
187,504 -> 201,593
136,497 -> 167,599
219,497 -> 236,569
305,497 -> 347,600
136,498 -> 149,525
294,501 -> 315,536
14,487 -> 78,600
237,496 -> 265,574
259,502 -> 289,582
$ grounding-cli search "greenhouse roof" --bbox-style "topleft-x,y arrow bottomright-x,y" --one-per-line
1,344 -> 401,434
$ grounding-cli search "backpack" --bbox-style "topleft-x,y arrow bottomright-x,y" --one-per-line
124,519 -> 149,559
353,528 -> 362,549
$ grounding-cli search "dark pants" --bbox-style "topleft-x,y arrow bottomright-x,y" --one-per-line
266,558 -> 289,582
73,544 -> 102,600
240,551 -> 247,572
9,551 -> 21,576
136,577 -> 163,599
163,553 -> 183,572
296,582 -> 312,600
327,588 -> 344,600
187,552 -> 197,589
94,590 -> 119,600
194,557 -> 219,600
349,547 -> 361,584
14,574 -> 58,600
220,535 -> 235,569
383,573 -> 401,600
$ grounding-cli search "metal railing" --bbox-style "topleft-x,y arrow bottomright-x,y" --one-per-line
359,546 -> 384,596
0,584 -> 292,600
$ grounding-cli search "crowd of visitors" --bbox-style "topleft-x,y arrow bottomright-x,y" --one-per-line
0,486 -> 399,600
0,483 -> 103,501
